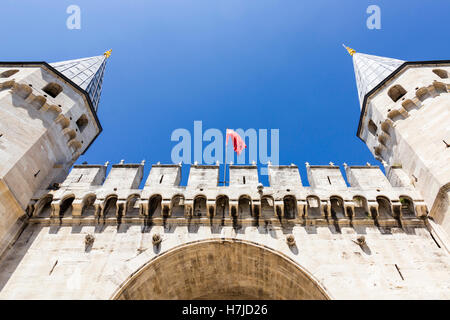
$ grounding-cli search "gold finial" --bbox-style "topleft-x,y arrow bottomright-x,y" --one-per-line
342,44 -> 356,56
103,49 -> 112,58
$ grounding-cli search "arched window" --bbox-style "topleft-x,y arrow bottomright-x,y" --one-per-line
149,195 -> 162,216
193,195 -> 207,217
60,196 -> 75,217
368,120 -> 378,135
283,196 -> 297,219
330,196 -> 345,219
388,84 -> 407,102
399,196 -> 415,218
126,194 -> 140,216
104,195 -> 118,216
0,69 -> 19,78
261,196 -> 274,219
42,82 -> 63,98
216,195 -> 229,219
238,195 -> 252,218
353,196 -> 369,219
76,114 -> 88,133
171,195 -> 185,217
35,195 -> 53,217
306,196 -> 321,218
432,69 -> 448,79
376,196 -> 393,219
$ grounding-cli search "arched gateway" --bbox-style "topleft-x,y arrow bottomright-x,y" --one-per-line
112,239 -> 330,300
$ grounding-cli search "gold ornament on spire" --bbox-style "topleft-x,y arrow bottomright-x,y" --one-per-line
103,49 -> 112,58
342,44 -> 356,56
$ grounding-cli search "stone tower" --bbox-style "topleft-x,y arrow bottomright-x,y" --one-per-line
346,46 -> 450,251
0,51 -> 110,255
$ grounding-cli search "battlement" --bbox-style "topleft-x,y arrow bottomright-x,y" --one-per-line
27,161 -> 428,227
268,164 -> 302,187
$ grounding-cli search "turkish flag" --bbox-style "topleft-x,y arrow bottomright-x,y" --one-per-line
226,129 -> 247,155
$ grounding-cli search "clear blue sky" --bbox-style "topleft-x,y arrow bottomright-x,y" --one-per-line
2,0 -> 449,186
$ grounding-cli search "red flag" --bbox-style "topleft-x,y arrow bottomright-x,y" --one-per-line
226,129 -> 247,155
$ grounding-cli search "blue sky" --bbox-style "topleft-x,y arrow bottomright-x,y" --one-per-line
2,0 -> 449,186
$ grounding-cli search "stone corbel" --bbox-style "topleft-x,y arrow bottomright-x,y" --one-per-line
274,200 -> 284,218
206,199 -> 215,218
51,202 -> 60,217
71,199 -> 83,216
296,200 -> 306,219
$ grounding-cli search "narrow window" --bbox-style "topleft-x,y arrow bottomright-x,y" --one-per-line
432,69 -> 448,79
327,176 -> 331,184
388,84 -> 407,102
159,175 -> 164,184
77,174 -> 83,182
42,82 -> 63,98
243,176 -> 246,184
368,120 -> 378,135
76,115 -> 88,133
0,69 -> 19,78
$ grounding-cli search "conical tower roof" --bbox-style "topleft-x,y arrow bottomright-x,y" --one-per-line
50,50 -> 111,111
344,46 -> 405,108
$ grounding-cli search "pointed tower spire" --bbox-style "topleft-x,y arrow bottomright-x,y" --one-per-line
50,50 -> 111,111
344,46 -> 405,108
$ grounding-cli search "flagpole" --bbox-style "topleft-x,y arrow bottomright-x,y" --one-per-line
224,129 -> 227,186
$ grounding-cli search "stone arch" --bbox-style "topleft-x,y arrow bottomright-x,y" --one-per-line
238,195 -> 252,218
306,195 -> 321,218
376,196 -> 393,219
81,193 -> 96,216
125,194 -> 140,217
353,195 -> 369,219
34,195 -> 53,217
330,196 -> 345,219
193,195 -> 207,217
42,82 -> 63,98
103,194 -> 118,217
215,195 -> 229,218
76,114 -> 88,133
283,195 -> 297,219
399,195 -> 415,218
388,84 -> 407,102
59,194 -> 75,217
148,194 -> 162,217
170,194 -> 185,217
111,239 -> 331,300
260,195 -> 275,219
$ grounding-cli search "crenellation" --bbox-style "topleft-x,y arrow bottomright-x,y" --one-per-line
144,164 -> 181,187
26,162 -> 427,226
268,164 -> 302,187
307,165 -> 347,189
229,165 -> 259,186
187,164 -> 219,188
102,163 -> 144,190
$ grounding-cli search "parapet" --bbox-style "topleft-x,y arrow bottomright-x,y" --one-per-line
102,161 -> 144,190
29,161 -> 429,225
187,164 -> 219,188
144,164 -> 181,187
268,164 -> 302,187
60,164 -> 106,188
306,164 -> 347,189
229,165 -> 259,186
345,165 -> 391,189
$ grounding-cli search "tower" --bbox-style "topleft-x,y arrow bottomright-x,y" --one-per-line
346,45 -> 450,250
0,51 -> 110,255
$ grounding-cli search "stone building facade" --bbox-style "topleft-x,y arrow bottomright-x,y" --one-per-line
0,48 -> 448,299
